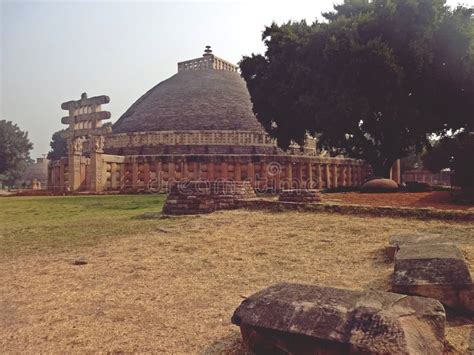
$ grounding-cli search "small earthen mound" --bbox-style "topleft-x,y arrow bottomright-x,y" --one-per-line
360,178 -> 398,193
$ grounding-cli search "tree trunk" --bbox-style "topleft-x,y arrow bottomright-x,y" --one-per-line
372,160 -> 395,179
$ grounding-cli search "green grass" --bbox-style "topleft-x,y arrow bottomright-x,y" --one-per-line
0,194 -> 169,254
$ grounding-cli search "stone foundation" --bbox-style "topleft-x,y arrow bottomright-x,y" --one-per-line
162,180 -> 255,215
278,189 -> 322,203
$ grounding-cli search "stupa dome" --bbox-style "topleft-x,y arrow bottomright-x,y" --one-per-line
112,52 -> 264,134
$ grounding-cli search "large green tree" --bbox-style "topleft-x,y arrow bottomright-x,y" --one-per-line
47,129 -> 67,161
0,120 -> 33,186
240,0 -> 473,176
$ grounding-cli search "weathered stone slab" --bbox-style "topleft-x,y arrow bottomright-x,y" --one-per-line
393,243 -> 474,312
231,283 -> 446,354
386,232 -> 445,260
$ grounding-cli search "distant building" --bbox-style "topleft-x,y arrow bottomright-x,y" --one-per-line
402,169 -> 451,186
18,157 -> 49,189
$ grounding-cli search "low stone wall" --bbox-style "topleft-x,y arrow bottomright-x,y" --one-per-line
279,189 -> 322,203
236,199 -> 474,221
163,181 -> 255,215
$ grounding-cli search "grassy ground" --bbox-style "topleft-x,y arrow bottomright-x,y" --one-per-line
0,195 -> 473,353
0,194 -> 167,253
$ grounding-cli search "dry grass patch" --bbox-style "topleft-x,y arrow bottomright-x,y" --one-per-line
0,205 -> 473,353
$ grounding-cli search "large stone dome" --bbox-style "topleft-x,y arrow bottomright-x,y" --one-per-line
112,68 -> 264,134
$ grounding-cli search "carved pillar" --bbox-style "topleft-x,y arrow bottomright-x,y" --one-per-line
317,164 -> 322,190
347,165 -> 353,187
143,162 -> 150,189
59,160 -> 65,192
208,162 -> 215,181
193,162 -> 199,180
332,163 -> 338,189
307,162 -> 313,189
247,163 -> 255,187
286,162 -> 292,190
390,159 -> 401,184
325,164 -> 331,189
68,137 -> 84,192
221,162 -> 228,179
89,135 -> 105,192
234,162 -> 242,182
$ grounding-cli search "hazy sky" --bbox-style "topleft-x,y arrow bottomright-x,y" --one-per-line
1,0 -> 472,158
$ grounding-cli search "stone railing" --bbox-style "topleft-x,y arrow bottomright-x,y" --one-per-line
49,153 -> 368,193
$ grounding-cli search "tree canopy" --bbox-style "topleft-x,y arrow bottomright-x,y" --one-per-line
0,120 -> 33,186
47,130 -> 68,161
240,0 -> 474,176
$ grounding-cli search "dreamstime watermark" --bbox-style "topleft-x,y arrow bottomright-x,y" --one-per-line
146,161 -> 320,194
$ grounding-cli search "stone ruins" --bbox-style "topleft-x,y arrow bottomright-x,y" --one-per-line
389,233 -> 474,313
232,283 -> 446,354
48,47 -> 402,193
162,181 -> 255,215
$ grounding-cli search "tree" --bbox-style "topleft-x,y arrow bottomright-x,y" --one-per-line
47,130 -> 68,161
423,132 -> 474,199
240,0 -> 474,177
0,120 -> 33,187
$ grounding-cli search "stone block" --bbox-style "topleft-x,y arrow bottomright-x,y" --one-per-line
232,283 -> 445,354
386,232 -> 445,261
393,243 -> 474,312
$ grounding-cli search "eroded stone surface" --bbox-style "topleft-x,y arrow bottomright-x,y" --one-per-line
386,232 -> 445,260
393,243 -> 474,312
231,283 -> 446,354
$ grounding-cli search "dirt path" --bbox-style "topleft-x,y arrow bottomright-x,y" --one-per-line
327,191 -> 472,211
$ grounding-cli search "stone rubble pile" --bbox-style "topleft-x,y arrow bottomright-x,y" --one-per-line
163,180 -> 255,215
278,189 -> 322,203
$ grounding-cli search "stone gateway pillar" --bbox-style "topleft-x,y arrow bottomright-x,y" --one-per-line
61,93 -> 111,192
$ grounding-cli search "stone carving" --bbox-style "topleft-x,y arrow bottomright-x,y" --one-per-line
393,243 -> 474,312
231,283 -> 446,354
92,135 -> 105,153
67,137 -> 84,155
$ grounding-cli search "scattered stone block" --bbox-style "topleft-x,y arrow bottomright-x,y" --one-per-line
386,232 -> 445,260
278,189 -> 322,203
163,181 -> 255,215
393,243 -> 474,312
231,283 -> 446,354
360,178 -> 398,193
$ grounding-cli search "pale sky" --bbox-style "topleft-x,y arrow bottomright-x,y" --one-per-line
1,0 -> 472,158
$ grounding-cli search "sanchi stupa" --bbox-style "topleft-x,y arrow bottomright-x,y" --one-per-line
48,46 -> 400,193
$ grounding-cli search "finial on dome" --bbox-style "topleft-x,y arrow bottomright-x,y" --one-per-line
203,45 -> 213,56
